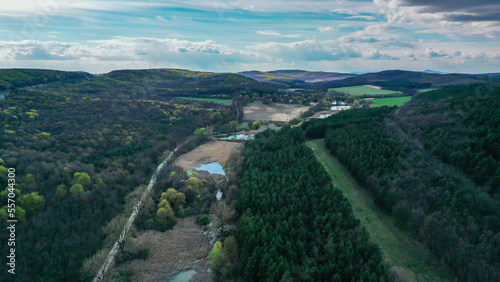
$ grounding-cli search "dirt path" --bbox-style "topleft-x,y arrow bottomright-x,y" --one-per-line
93,137 -> 196,282
307,139 -> 452,282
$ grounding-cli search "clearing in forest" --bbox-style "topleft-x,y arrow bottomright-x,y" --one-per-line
118,216 -> 213,282
306,139 -> 452,282
174,141 -> 244,171
366,96 -> 412,107
242,101 -> 310,122
329,85 -> 401,96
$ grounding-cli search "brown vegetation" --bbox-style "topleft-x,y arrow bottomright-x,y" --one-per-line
242,101 -> 309,122
117,216 -> 213,282
174,141 -> 244,171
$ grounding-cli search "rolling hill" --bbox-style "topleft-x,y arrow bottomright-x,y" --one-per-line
318,70 -> 500,88
239,70 -> 354,84
0,69 -> 93,90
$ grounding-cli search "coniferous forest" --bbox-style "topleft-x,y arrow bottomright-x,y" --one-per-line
237,127 -> 389,281
302,83 -> 500,281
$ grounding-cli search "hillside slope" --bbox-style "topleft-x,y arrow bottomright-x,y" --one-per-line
320,70 -> 500,88
239,70 -> 353,84
0,69 -> 93,90
302,83 -> 500,281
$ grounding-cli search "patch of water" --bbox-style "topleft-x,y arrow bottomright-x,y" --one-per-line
220,134 -> 254,140
167,269 -> 196,282
195,162 -> 225,175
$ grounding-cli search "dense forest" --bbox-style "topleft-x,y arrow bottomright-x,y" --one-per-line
236,127 -> 389,281
0,69 -> 241,281
1,68 -> 498,281
302,83 -> 500,281
63,69 -> 279,100
0,69 -> 93,91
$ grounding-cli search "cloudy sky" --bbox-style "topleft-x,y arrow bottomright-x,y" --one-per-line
0,0 -> 499,73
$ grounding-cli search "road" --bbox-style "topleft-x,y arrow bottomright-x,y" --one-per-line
93,136 -> 196,282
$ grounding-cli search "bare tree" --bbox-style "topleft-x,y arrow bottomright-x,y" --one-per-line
210,201 -> 235,238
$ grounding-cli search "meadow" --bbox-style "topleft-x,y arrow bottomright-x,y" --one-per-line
306,139 -> 452,281
366,96 -> 411,107
417,88 -> 439,93
329,85 -> 401,96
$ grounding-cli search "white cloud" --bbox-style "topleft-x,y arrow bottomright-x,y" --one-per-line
362,49 -> 398,60
330,9 -> 358,15
155,16 -> 169,22
255,30 -> 301,38
247,39 -> 398,62
0,37 -> 268,72
347,15 -> 376,21
0,0 -> 377,16
425,47 -> 449,58
318,27 -> 337,33
329,8 -> 376,21
374,0 -> 500,38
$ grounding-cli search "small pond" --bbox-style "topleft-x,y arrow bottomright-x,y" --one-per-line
167,269 -> 196,282
195,162 -> 225,175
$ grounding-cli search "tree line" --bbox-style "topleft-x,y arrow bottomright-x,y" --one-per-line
236,127 -> 389,281
302,84 -> 500,281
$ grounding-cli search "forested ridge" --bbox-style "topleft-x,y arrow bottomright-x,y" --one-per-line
302,83 -> 500,281
65,69 -> 279,100
0,70 -> 239,281
237,127 -> 389,281
0,69 -> 93,91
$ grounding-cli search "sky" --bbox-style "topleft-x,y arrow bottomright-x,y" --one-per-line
0,0 -> 499,74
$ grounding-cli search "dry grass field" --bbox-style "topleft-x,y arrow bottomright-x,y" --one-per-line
174,141 -> 244,171
242,101 -> 310,121
121,216 -> 213,282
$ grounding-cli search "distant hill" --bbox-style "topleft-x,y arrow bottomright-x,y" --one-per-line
239,70 -> 354,84
423,69 -> 449,74
0,69 -> 93,90
318,70 -> 500,88
70,68 -> 282,99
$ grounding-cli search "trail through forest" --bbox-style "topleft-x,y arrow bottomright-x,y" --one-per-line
307,139 -> 452,282
93,136 -> 196,282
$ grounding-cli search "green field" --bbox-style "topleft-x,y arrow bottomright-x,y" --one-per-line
366,96 -> 411,107
306,139 -> 452,282
176,97 -> 232,104
329,85 -> 401,96
418,88 -> 439,93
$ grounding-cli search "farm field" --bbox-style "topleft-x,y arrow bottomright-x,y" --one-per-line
176,97 -> 232,104
366,96 -> 411,107
242,101 -> 310,121
329,85 -> 401,96
306,139 -> 452,282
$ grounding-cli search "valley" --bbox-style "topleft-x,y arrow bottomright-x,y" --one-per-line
0,68 -> 498,282
307,139 -> 451,281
